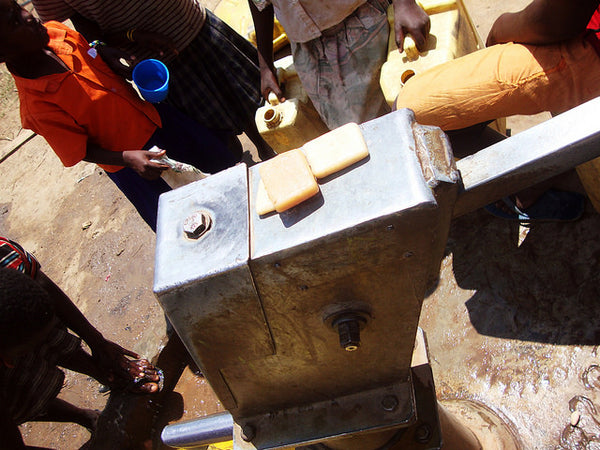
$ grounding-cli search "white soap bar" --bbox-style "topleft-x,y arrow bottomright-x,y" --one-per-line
302,122 -> 369,178
258,149 -> 319,213
256,178 -> 276,216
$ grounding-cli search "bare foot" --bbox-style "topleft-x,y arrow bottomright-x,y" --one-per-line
114,358 -> 163,394
81,409 -> 101,432
38,398 -> 101,432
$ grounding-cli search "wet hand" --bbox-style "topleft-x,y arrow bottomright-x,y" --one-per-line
123,149 -> 169,180
393,0 -> 431,52
122,359 -> 160,380
121,358 -> 162,393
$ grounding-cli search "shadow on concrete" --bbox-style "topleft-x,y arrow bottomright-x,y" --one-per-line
88,334 -> 193,449
449,204 -> 600,345
437,123 -> 600,345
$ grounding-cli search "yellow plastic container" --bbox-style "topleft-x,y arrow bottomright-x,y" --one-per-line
381,0 -> 505,134
214,0 -> 289,52
256,56 -> 329,154
380,0 -> 483,107
177,439 -> 295,450
256,94 -> 329,154
577,158 -> 600,213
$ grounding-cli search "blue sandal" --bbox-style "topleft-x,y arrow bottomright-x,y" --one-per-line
484,189 -> 585,224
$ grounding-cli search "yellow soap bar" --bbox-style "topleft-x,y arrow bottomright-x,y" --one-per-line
302,122 -> 369,179
258,149 -> 319,213
255,178 -> 276,216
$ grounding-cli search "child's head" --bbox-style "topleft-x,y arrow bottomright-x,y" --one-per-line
0,0 -> 49,64
0,267 -> 56,366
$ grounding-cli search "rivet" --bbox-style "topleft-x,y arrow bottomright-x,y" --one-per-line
381,394 -> 399,412
414,424 -> 431,443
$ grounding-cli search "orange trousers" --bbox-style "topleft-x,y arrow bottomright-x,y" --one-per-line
395,35 -> 600,131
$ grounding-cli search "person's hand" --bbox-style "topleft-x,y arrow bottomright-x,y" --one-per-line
260,67 -> 285,104
393,0 -> 431,52
90,338 -> 139,381
131,30 -> 179,60
97,45 -> 137,78
90,339 -> 161,393
122,149 -> 169,180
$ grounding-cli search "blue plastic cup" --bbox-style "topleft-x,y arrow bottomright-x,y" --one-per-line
133,59 -> 169,103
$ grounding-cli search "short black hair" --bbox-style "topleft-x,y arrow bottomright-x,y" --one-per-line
0,267 -> 55,350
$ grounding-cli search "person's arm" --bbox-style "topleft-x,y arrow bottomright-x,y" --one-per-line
35,271 -> 108,350
487,0 -> 600,46
70,13 -> 104,43
248,0 -> 285,102
24,103 -> 166,179
71,14 -> 176,78
69,14 -> 135,77
392,0 -> 430,52
34,271 -> 141,380
84,143 -> 168,180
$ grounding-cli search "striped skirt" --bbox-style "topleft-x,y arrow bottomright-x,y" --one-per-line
1,326 -> 81,424
166,10 -> 262,135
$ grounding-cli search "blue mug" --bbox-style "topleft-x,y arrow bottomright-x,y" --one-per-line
133,59 -> 170,103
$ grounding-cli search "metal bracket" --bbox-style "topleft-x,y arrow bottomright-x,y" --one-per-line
232,380 -> 416,450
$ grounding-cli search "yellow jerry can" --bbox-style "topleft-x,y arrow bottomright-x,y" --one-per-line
214,0 -> 289,52
380,0 -> 482,107
381,0 -> 505,134
255,56 -> 329,154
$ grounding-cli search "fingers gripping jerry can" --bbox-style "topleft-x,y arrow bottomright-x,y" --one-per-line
255,56 -> 330,154
380,0 -> 482,106
381,0 -> 506,133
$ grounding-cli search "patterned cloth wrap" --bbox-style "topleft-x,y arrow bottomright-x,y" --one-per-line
291,0 -> 391,129
0,237 -> 40,278
0,237 -> 81,424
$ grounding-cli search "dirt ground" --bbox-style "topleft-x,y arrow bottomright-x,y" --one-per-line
2,0 -> 598,449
